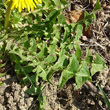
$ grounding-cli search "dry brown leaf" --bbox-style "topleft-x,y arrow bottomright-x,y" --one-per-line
66,10 -> 91,37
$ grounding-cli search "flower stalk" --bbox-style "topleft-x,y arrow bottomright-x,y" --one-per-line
4,1 -> 12,29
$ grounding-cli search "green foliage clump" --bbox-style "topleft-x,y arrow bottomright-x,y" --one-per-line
0,0 -> 106,109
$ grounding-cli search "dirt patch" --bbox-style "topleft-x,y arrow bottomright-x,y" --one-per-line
43,76 -> 107,110
0,75 -> 35,110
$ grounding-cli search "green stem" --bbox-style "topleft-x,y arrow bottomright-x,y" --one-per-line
4,1 -> 12,29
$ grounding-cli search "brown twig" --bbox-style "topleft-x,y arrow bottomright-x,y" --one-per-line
84,80 -> 102,95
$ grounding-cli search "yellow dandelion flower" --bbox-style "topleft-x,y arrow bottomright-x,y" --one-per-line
4,0 -> 42,28
5,0 -> 42,12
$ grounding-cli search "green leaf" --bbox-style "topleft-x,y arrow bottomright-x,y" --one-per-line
32,62 -> 47,81
10,50 -> 33,61
75,24 -> 83,41
29,38 -> 37,53
98,84 -> 110,109
52,0 -> 61,6
58,54 -> 79,89
30,74 -> 38,84
76,61 -> 90,77
60,0 -> 67,5
20,76 -> 30,85
58,70 -> 73,89
94,53 -> 105,65
5,40 -> 13,51
63,26 -> 71,42
43,0 -> 54,8
0,82 -> 2,86
27,84 -> 45,109
11,11 -> 22,28
13,55 -> 35,87
75,61 -> 91,89
71,23 -> 77,30
0,23 -> 2,30
52,25 -> 61,40
84,10 -> 89,17
36,42 -> 48,59
75,76 -> 90,90
23,65 -> 33,73
0,33 -> 8,42
26,86 -> 41,96
84,11 -> 93,31
0,0 -> 2,3
45,10 -> 60,24
91,53 -> 106,75
23,38 -> 30,49
15,64 -> 33,75
0,72 -> 6,77
85,48 -> 93,63
37,88 -> 46,110
38,65 -> 47,81
44,43 -> 57,63
91,63 -> 105,76
0,63 -> 6,68
93,0 -> 101,13
67,54 -> 79,73
58,14 -> 66,24
38,95 -> 46,110
74,43 -> 82,61
55,47 -> 66,68
46,67 -> 55,81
